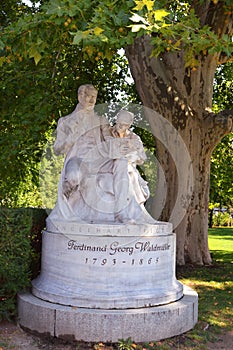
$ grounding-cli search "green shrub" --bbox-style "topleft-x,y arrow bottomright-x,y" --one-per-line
28,208 -> 47,279
212,212 -> 232,227
0,207 -> 47,321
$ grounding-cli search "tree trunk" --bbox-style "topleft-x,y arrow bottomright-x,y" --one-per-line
125,36 -> 233,265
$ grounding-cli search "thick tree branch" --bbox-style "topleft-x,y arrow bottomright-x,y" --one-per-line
214,109 -> 233,132
205,1 -> 233,36
191,0 -> 211,26
192,1 -> 233,64
203,109 -> 233,147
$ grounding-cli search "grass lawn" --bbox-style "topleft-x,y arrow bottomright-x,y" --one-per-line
172,227 -> 233,349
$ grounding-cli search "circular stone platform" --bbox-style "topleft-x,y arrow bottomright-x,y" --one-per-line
18,285 -> 198,343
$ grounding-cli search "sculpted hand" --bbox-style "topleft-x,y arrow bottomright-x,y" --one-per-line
119,145 -> 131,156
62,179 -> 79,199
125,151 -> 139,163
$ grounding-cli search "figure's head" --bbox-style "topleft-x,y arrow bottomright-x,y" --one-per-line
115,110 -> 134,134
77,84 -> 98,111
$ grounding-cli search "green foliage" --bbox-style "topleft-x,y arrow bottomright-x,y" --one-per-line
29,207 -> 47,278
0,0 -> 30,27
0,207 -> 47,320
210,132 -> 233,209
213,62 -> 233,111
210,63 -> 233,212
1,1 -> 232,66
0,208 -> 32,320
212,212 -> 233,227
118,337 -> 135,350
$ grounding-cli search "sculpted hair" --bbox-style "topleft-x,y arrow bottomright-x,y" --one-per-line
117,110 -> 134,125
78,84 -> 98,96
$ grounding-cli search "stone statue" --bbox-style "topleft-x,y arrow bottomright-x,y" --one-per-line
106,110 -> 151,223
20,88 -> 196,344
48,84 -> 155,225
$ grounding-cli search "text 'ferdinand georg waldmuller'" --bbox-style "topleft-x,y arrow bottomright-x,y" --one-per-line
67,240 -> 170,256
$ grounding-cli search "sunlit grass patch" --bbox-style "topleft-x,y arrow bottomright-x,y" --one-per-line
208,227 -> 233,254
177,227 -> 233,334
179,277 -> 233,329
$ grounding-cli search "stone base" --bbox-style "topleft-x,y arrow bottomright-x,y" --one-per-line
18,285 -> 198,343
32,223 -> 183,309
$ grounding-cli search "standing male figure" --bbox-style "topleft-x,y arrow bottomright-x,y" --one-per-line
54,84 -> 102,157
50,84 -> 110,221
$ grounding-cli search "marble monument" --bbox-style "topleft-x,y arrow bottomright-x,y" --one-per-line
18,84 -> 198,342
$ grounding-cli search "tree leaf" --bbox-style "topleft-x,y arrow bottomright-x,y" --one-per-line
72,31 -> 83,45
28,46 -> 42,65
0,39 -> 5,50
153,9 -> 170,22
33,51 -> 42,65
133,0 -> 154,11
93,27 -> 104,35
45,0 -> 65,17
133,1 -> 145,11
0,57 -> 5,66
129,13 -> 148,24
129,24 -> 148,32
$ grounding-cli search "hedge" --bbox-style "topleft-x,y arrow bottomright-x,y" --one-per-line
0,207 -> 47,321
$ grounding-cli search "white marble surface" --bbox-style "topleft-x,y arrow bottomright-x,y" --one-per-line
46,219 -> 173,235
49,85 -> 155,225
32,222 -> 183,309
18,286 -> 198,342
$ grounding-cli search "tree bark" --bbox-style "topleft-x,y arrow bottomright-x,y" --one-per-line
125,35 -> 233,265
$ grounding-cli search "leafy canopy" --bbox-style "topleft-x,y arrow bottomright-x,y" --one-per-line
210,62 -> 233,210
1,0 -> 232,208
1,0 -> 232,68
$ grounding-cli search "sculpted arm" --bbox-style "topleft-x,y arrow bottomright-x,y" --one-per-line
119,134 -> 147,165
133,134 -> 147,165
54,117 -> 74,155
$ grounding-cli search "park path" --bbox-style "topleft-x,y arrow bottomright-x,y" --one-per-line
0,321 -> 233,350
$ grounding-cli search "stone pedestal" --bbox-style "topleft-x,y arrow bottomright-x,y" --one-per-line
32,221 -> 183,308
18,220 -> 198,342
18,286 -> 198,343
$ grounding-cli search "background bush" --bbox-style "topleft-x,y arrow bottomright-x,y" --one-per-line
0,207 -> 47,321
212,212 -> 233,227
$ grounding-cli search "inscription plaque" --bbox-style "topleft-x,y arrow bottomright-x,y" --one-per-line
32,222 -> 183,309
